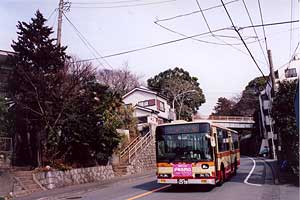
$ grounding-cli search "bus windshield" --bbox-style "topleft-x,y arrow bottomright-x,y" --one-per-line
156,123 -> 212,163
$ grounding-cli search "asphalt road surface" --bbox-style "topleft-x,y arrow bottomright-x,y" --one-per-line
46,157 -> 278,200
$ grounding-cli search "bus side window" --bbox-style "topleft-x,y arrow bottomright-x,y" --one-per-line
217,128 -> 224,152
232,134 -> 239,149
217,129 -> 230,152
223,131 -> 230,151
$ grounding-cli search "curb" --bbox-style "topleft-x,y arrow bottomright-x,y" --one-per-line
259,158 -> 279,185
15,169 -> 156,200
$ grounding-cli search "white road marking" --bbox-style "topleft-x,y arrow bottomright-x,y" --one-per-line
244,157 -> 262,186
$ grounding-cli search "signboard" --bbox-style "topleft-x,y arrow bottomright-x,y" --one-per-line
173,164 -> 192,177
164,123 -> 209,134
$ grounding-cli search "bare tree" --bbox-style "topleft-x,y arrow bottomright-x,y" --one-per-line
97,62 -> 142,96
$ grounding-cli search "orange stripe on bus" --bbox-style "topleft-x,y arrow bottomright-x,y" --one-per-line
157,161 -> 215,167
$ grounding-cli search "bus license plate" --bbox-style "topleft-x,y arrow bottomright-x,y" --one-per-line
177,179 -> 188,184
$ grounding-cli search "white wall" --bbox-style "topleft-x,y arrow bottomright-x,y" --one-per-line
123,89 -> 171,120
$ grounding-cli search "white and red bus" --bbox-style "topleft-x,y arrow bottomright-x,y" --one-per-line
155,120 -> 240,185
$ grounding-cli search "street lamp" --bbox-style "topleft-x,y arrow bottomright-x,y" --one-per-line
171,90 -> 197,121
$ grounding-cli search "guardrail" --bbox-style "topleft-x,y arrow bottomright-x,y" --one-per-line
197,115 -> 254,122
0,137 -> 12,152
120,136 -> 141,160
128,131 -> 153,163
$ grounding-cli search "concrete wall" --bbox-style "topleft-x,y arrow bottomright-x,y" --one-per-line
34,165 -> 115,189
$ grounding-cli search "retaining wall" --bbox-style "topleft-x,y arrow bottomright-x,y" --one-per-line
34,165 -> 115,189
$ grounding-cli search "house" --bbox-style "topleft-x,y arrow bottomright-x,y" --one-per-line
258,54 -> 300,158
122,87 -> 172,130
0,49 -> 14,97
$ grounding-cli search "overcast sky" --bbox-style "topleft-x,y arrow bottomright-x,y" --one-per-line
0,0 -> 299,115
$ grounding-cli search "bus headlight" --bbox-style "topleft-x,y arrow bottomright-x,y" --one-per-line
158,174 -> 171,178
201,164 -> 209,169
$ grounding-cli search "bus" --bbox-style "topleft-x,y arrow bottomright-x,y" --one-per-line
155,120 -> 240,185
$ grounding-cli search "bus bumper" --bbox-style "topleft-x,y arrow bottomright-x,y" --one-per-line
157,178 -> 216,185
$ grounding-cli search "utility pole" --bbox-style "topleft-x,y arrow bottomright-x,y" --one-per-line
57,0 -> 64,46
268,50 -> 276,91
267,49 -> 277,160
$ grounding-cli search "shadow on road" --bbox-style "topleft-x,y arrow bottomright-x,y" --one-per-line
133,180 -> 214,193
163,185 -> 214,193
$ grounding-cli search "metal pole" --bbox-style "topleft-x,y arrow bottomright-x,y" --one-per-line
57,0 -> 63,46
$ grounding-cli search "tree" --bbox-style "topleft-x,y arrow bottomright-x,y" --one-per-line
8,10 -> 68,166
212,97 -> 236,116
147,67 -> 205,120
97,64 -> 142,96
0,97 -> 10,137
272,80 -> 298,172
232,76 -> 268,116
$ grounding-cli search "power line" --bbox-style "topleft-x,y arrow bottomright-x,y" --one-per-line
239,20 -> 299,31
47,8 -> 58,21
275,42 -> 300,71
72,0 -> 176,8
72,0 -> 156,4
241,0 -> 268,65
75,27 -> 231,62
289,0 -> 294,60
155,0 -> 238,23
220,0 -> 270,87
75,20 -> 300,63
193,0 -> 265,63
154,21 -> 260,46
257,0 -> 268,53
63,13 -> 113,68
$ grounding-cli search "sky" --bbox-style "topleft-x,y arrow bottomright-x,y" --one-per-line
0,0 -> 299,115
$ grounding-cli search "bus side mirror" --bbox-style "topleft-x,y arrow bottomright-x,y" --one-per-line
210,137 -> 216,147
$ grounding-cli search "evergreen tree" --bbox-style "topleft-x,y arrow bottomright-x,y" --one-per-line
8,10 -> 68,166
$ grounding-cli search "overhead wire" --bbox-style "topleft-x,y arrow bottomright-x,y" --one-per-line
154,22 -> 262,46
239,20 -> 299,31
193,0 -> 265,63
71,0 -> 176,8
74,26 -> 231,62
241,0 -> 268,65
155,0 -> 239,23
289,0 -> 294,60
220,0 -> 271,87
47,8 -> 58,21
275,42 -> 300,71
63,13 -> 113,68
257,0 -> 268,52
72,0 -> 157,4
75,20 -> 300,63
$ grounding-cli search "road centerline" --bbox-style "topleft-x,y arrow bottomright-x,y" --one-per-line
244,157 -> 262,187
126,184 -> 171,200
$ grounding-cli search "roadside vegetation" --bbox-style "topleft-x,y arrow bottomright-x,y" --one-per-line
3,10 -> 139,169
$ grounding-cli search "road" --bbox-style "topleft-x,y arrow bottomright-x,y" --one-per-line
41,157 -> 281,200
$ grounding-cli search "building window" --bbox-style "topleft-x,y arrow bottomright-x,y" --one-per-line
137,99 -> 155,107
285,68 -> 297,78
274,70 -> 279,79
157,100 -> 165,112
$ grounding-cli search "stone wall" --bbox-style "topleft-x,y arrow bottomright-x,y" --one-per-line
128,140 -> 156,174
34,165 -> 115,189
0,152 -> 11,169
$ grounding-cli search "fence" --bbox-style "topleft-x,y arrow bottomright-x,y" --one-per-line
0,137 -> 12,168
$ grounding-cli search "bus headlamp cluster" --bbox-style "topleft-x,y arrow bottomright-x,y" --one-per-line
158,174 -> 171,178
201,164 -> 209,169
